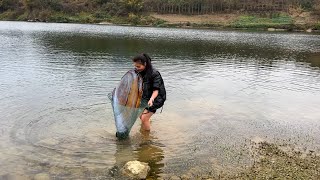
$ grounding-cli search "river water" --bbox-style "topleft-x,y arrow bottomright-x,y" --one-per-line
0,21 -> 320,179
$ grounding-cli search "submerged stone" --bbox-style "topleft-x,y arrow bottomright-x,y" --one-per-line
0,174 -> 31,180
306,28 -> 312,33
34,173 -> 50,180
267,28 -> 276,31
122,160 -> 150,179
169,176 -> 181,180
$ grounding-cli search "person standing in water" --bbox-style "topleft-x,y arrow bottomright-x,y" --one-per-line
132,53 -> 166,131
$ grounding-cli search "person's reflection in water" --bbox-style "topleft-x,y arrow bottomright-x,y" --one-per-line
112,131 -> 165,179
135,130 -> 165,179
111,139 -> 136,178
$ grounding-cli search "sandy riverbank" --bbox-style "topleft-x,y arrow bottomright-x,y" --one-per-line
161,140 -> 320,179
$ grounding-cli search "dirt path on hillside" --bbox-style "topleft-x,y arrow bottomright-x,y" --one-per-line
151,13 -> 238,25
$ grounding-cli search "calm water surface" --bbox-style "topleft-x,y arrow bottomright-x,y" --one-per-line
0,21 -> 320,179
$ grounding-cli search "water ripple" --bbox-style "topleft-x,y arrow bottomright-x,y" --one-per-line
1,21 -> 320,178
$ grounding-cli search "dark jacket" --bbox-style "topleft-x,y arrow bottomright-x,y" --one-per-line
138,68 -> 166,107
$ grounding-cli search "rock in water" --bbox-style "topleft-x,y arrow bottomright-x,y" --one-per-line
122,160 -> 150,179
267,28 -> 276,31
34,173 -> 50,180
306,28 -> 312,33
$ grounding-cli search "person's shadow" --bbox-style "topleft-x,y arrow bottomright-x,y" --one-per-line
110,130 -> 165,179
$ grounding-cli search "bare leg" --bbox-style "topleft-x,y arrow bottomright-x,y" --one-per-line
140,109 -> 154,131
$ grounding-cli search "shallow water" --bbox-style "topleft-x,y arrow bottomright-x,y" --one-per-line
0,21 -> 320,179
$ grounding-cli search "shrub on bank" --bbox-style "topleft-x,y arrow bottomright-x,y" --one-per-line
231,14 -> 294,29
315,22 -> 320,30
0,10 -> 20,20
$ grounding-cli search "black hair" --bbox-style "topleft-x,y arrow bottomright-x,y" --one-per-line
132,53 -> 153,78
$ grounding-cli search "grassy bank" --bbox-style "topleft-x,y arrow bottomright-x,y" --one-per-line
230,14 -> 294,29
0,9 -> 319,32
0,10 -> 163,26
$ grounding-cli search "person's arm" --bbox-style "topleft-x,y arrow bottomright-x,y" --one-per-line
148,70 -> 163,107
148,90 -> 159,107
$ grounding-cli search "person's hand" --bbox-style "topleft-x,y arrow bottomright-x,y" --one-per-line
148,98 -> 154,107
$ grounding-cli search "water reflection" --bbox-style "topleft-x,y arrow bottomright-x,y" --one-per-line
136,131 -> 165,179
113,131 -> 164,179
34,32 -> 320,70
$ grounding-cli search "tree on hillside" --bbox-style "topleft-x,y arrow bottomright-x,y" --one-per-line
104,0 -> 143,16
95,0 -> 110,5
125,0 -> 144,13
313,0 -> 320,15
22,0 -> 62,12
0,0 -> 19,12
1,0 -> 320,19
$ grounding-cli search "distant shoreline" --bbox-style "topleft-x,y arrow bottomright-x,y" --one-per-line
148,13 -> 320,33
1,12 -> 319,33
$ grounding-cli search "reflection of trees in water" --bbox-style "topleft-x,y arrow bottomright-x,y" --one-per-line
34,32 -> 320,69
113,132 -> 164,179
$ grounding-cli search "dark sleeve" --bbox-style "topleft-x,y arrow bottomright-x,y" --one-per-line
152,71 -> 162,91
